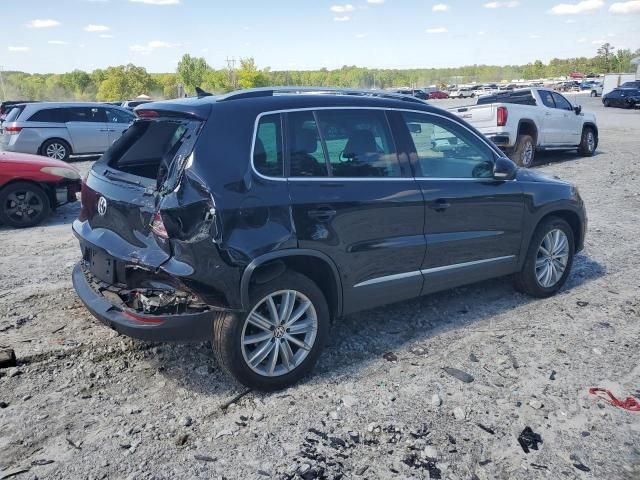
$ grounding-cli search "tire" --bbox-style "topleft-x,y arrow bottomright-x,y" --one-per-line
41,139 -> 71,161
213,270 -> 330,391
509,134 -> 535,168
514,217 -> 574,298
590,91 -> 596,97
0,182 -> 51,228
603,99 -> 610,107
577,127 -> 597,156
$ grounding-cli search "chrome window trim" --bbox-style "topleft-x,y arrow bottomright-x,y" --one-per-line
352,255 -> 516,288
250,106 -> 506,183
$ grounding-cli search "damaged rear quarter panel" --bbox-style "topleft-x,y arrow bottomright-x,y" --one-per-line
159,102 -> 296,310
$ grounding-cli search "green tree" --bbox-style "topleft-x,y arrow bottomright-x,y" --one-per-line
176,54 -> 210,94
237,58 -> 269,89
596,43 -> 615,73
96,64 -> 153,101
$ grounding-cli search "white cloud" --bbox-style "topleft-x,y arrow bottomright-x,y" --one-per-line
130,0 -> 180,4
27,19 -> 60,28
432,3 -> 449,11
330,4 -> 355,13
484,1 -> 519,8
8,46 -> 30,52
47,40 -> 68,45
426,27 -> 448,33
129,40 -> 179,53
609,1 -> 640,14
333,15 -> 351,21
84,24 -> 110,32
99,34 -> 114,38
367,0 -> 385,3
549,0 -> 604,15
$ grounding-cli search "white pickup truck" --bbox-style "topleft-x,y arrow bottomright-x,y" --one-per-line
449,88 -> 598,167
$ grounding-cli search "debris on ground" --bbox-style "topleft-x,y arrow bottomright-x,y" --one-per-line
518,427 -> 543,453
0,349 -> 16,369
442,367 -> 474,383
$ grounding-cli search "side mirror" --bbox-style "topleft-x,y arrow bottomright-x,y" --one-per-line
574,105 -> 582,115
493,156 -> 517,180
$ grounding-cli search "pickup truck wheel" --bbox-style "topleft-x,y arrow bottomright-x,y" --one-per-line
514,217 -> 574,298
212,271 -> 329,391
509,134 -> 535,168
577,127 -> 597,156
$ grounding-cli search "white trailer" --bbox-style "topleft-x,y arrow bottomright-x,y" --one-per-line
602,73 -> 636,96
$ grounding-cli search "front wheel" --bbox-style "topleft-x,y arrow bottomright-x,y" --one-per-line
0,182 -> 51,228
514,217 -> 575,298
509,134 -> 535,168
577,127 -> 597,156
603,99 -> 610,107
212,271 -> 329,391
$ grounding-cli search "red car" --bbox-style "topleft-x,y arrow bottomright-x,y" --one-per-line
0,151 -> 81,227
428,90 -> 450,99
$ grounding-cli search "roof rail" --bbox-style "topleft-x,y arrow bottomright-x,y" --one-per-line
216,87 -> 427,104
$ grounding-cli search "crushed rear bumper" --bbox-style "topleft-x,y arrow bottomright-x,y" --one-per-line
72,262 -> 214,342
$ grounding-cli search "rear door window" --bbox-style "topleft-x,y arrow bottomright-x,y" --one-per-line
254,114 -> 283,177
106,108 -> 135,124
288,111 -> 329,177
538,90 -> 555,108
66,107 -> 107,123
315,109 -> 401,178
28,108 -> 68,122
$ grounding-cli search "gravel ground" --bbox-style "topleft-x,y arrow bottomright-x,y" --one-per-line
1,96 -> 639,480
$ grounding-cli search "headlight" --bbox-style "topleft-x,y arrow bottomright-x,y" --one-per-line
40,166 -> 81,180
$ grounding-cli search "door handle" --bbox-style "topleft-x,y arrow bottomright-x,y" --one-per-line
428,199 -> 450,212
307,207 -> 336,221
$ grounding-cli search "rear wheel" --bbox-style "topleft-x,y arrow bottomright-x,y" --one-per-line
41,139 -> 71,161
509,134 -> 535,168
0,182 -> 51,228
212,271 -> 329,391
577,127 -> 597,156
603,99 -> 610,107
590,91 -> 596,97
514,217 -> 574,298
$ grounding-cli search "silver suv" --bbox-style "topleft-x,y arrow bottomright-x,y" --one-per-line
0,102 -> 135,161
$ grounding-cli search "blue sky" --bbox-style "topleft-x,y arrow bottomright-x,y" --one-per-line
1,0 -> 639,73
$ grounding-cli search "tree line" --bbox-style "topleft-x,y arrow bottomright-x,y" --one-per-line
1,44 -> 637,102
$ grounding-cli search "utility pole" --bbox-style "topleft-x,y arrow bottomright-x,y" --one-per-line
226,56 -> 237,89
0,65 -> 6,101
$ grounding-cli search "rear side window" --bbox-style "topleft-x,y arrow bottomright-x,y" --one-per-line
254,114 -> 283,177
27,108 -> 66,123
538,90 -> 555,108
66,107 -> 107,123
106,108 -> 134,124
4,106 -> 25,122
476,90 -> 536,106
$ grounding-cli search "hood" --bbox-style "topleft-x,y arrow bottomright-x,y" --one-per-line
516,168 -> 571,186
0,150 -> 80,171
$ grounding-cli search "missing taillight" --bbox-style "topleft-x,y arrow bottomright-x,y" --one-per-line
150,211 -> 169,238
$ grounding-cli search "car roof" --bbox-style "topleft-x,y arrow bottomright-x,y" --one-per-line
136,87 -> 443,120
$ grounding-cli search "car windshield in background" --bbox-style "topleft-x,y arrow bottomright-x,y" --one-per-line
476,90 -> 536,106
100,117 -> 201,191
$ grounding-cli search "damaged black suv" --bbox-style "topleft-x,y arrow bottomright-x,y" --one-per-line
72,87 -> 587,390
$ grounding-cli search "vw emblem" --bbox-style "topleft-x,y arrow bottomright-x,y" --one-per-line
97,196 -> 108,216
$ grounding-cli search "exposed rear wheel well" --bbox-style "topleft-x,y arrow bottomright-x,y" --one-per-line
517,121 -> 538,145
249,255 -> 341,322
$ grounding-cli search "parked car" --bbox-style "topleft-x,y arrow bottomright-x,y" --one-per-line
449,88 -> 598,167
428,90 -> 450,99
0,102 -> 135,161
450,87 -> 475,98
72,87 -> 587,390
602,88 -> 640,109
590,83 -> 603,97
394,89 -> 428,100
0,150 -> 81,227
121,100 -> 153,110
